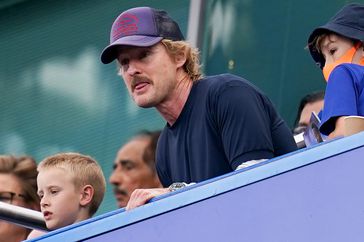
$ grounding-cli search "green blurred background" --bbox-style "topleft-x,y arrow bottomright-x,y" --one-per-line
1,0 -> 361,214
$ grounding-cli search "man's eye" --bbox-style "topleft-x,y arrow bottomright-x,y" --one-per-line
120,58 -> 129,66
123,163 -> 135,170
121,162 -> 135,171
119,58 -> 129,66
140,50 -> 151,59
125,164 -> 134,170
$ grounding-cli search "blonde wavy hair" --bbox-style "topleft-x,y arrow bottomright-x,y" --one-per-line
116,40 -> 203,82
161,39 -> 203,82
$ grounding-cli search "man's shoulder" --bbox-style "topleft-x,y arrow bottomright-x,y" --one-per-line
201,73 -> 249,82
193,74 -> 268,108
197,73 -> 254,90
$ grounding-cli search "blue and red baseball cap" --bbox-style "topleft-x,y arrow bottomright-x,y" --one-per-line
307,3 -> 364,69
101,7 -> 184,64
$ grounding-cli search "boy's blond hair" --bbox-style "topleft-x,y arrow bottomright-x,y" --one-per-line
38,152 -> 106,216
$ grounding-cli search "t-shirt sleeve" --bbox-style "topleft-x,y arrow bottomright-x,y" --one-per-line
213,82 -> 275,169
320,65 -> 358,135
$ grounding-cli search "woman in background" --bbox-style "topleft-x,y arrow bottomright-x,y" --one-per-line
0,155 -> 40,242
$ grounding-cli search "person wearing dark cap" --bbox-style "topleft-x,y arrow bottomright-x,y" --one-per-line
307,3 -> 364,139
101,7 -> 297,209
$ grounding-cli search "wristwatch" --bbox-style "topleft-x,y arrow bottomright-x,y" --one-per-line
168,182 -> 188,192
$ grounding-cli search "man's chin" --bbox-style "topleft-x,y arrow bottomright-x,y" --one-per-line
132,95 -> 158,108
116,197 -> 129,208
134,100 -> 155,108
114,194 -> 129,208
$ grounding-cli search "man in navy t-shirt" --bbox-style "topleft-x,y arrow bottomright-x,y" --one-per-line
156,73 -> 296,187
101,6 -> 297,209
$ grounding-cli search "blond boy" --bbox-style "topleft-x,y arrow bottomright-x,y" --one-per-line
28,152 -> 105,238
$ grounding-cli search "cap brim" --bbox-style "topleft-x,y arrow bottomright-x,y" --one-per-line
100,35 -> 163,64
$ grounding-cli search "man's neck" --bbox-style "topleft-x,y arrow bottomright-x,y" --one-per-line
156,73 -> 193,126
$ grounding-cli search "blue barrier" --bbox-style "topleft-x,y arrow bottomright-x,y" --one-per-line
27,132 -> 364,242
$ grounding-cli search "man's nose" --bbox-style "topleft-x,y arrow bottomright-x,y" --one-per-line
109,170 -> 123,185
126,60 -> 141,76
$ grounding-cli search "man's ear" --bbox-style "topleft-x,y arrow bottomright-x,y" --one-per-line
175,50 -> 187,68
79,185 -> 94,207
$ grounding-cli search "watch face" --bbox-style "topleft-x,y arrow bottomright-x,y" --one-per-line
174,183 -> 186,189
169,182 -> 187,192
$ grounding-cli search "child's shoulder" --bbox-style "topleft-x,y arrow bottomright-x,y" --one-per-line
333,63 -> 364,76
330,63 -> 364,84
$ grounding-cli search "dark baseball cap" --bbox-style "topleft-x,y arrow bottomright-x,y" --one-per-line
307,3 -> 364,69
101,7 -> 184,64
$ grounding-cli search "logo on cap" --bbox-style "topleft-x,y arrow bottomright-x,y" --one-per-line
112,13 -> 139,41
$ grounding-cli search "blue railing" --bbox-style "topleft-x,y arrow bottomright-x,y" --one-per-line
25,132 -> 364,242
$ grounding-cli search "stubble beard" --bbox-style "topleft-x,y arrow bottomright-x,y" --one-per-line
132,88 -> 166,108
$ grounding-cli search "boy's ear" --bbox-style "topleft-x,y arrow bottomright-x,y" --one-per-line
79,185 -> 94,207
175,50 -> 187,68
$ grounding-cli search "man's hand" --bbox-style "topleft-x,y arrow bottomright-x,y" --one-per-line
126,188 -> 170,210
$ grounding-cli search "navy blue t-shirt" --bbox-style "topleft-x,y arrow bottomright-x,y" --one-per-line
156,74 -> 297,187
